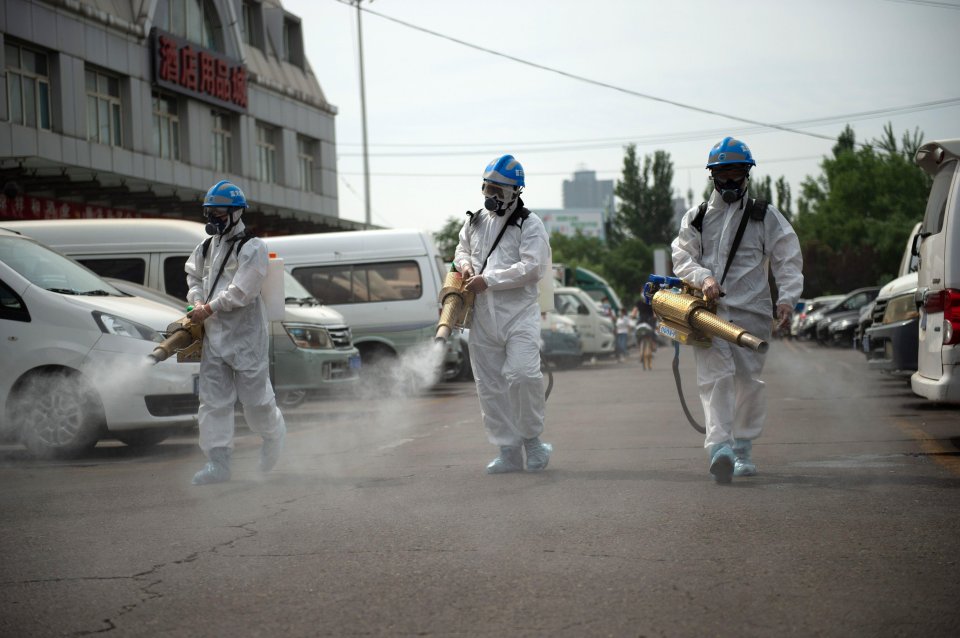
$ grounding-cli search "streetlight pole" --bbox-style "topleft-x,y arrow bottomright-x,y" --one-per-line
354,0 -> 372,226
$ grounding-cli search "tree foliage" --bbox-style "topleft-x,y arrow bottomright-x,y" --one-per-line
433,215 -> 463,262
614,145 -> 676,245
793,123 -> 931,296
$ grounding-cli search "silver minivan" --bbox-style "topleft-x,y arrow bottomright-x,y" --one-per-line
0,228 -> 199,456
912,139 -> 960,402
1,219 -> 361,407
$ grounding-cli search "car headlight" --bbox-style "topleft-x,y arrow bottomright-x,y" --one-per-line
93,311 -> 163,342
283,323 -> 333,349
883,293 -> 919,324
831,318 -> 855,332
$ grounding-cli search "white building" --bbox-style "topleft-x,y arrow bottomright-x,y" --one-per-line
0,0 -> 365,234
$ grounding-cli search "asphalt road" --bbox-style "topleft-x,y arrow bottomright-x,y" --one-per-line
1,339 -> 959,637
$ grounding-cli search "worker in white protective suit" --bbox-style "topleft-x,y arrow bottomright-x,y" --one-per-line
671,137 -> 803,484
184,180 -> 286,485
454,154 -> 553,474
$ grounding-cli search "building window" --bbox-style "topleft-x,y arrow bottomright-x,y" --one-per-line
152,92 -> 180,160
5,42 -> 51,130
241,1 -> 263,49
297,136 -> 317,192
256,122 -> 277,183
282,17 -> 303,66
159,0 -> 223,52
211,110 -> 232,173
86,69 -> 122,146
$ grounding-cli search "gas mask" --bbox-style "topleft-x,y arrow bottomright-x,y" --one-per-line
712,171 -> 750,204
204,207 -> 239,236
482,181 -> 517,216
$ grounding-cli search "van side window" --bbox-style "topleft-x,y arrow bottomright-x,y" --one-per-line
0,278 -> 30,322
920,165 -> 954,236
163,256 -> 189,300
77,257 -> 146,284
292,261 -> 421,304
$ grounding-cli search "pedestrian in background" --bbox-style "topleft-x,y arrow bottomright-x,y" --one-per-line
615,307 -> 633,362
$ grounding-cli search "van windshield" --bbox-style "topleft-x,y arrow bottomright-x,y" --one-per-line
283,270 -> 318,305
0,236 -> 122,296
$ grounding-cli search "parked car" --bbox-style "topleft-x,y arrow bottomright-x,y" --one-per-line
0,228 -> 199,457
796,295 -> 845,340
553,286 -> 615,358
788,298 -> 809,338
863,222 -> 922,373
912,138 -> 960,402
814,287 -> 881,345
1,219 -> 362,404
540,310 -> 582,369
864,272 -> 920,374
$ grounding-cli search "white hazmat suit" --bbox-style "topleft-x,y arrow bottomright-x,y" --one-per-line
185,221 -> 285,455
455,201 -> 551,449
671,190 -> 803,450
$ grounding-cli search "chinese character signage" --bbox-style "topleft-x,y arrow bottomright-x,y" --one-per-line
540,209 -> 606,241
0,194 -> 144,220
152,28 -> 247,112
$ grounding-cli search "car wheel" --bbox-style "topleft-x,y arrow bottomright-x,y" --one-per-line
12,370 -> 104,458
276,390 -> 307,409
113,428 -> 174,448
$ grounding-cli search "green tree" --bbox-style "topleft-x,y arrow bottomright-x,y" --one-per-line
614,145 -> 676,245
433,215 -> 463,262
793,123 -> 931,296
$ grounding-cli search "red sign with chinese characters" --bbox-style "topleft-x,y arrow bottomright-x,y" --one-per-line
152,28 -> 247,112
0,194 -> 144,220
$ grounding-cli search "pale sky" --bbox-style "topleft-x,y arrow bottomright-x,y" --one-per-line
282,0 -> 960,235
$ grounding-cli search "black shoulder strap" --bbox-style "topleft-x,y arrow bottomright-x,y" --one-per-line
719,198 -> 766,286
203,231 -> 257,303
234,230 -> 256,256
479,206 -> 526,274
466,209 -> 482,226
201,236 -> 213,259
692,201 -> 708,233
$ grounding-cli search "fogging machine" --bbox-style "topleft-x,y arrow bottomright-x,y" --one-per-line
148,314 -> 204,364
435,271 -> 476,342
642,275 -> 768,434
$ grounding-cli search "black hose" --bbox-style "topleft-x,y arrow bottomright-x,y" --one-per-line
544,367 -> 554,401
672,342 -> 705,434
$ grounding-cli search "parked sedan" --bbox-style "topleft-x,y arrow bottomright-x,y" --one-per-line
864,272 -> 919,375
796,295 -> 845,340
813,287 -> 881,345
540,310 -> 582,369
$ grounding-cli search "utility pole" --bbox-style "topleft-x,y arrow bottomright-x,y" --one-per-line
354,0 -> 372,226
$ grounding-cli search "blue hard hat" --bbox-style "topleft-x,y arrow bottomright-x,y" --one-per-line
483,154 -> 525,188
706,137 -> 756,169
203,180 -> 248,208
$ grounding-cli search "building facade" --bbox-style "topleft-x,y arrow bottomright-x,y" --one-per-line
562,168 -> 613,211
0,0 -> 364,234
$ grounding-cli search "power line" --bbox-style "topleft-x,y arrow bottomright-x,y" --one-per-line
337,154 -> 827,178
882,0 -> 960,10
333,0 -> 855,144
335,98 -> 960,149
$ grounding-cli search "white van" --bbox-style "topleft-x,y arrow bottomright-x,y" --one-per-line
1,219 -> 361,406
264,229 -> 461,376
552,285 -> 615,357
912,139 -> 960,402
0,228 -> 199,457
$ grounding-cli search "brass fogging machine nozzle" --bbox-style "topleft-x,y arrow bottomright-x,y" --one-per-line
651,288 -> 769,353
435,271 -> 476,342
148,316 -> 204,364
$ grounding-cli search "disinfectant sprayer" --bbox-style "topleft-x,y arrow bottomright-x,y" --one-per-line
148,309 -> 203,364
642,275 -> 768,433
434,271 -> 476,343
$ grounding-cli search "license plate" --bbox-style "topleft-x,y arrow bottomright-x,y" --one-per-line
193,375 -> 200,396
349,354 -> 362,370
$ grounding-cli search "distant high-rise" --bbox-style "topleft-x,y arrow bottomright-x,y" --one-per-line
563,169 -> 614,210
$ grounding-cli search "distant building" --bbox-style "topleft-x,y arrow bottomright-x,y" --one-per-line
562,169 -> 613,211
537,208 -> 605,242
671,196 -> 690,234
0,0 -> 366,234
